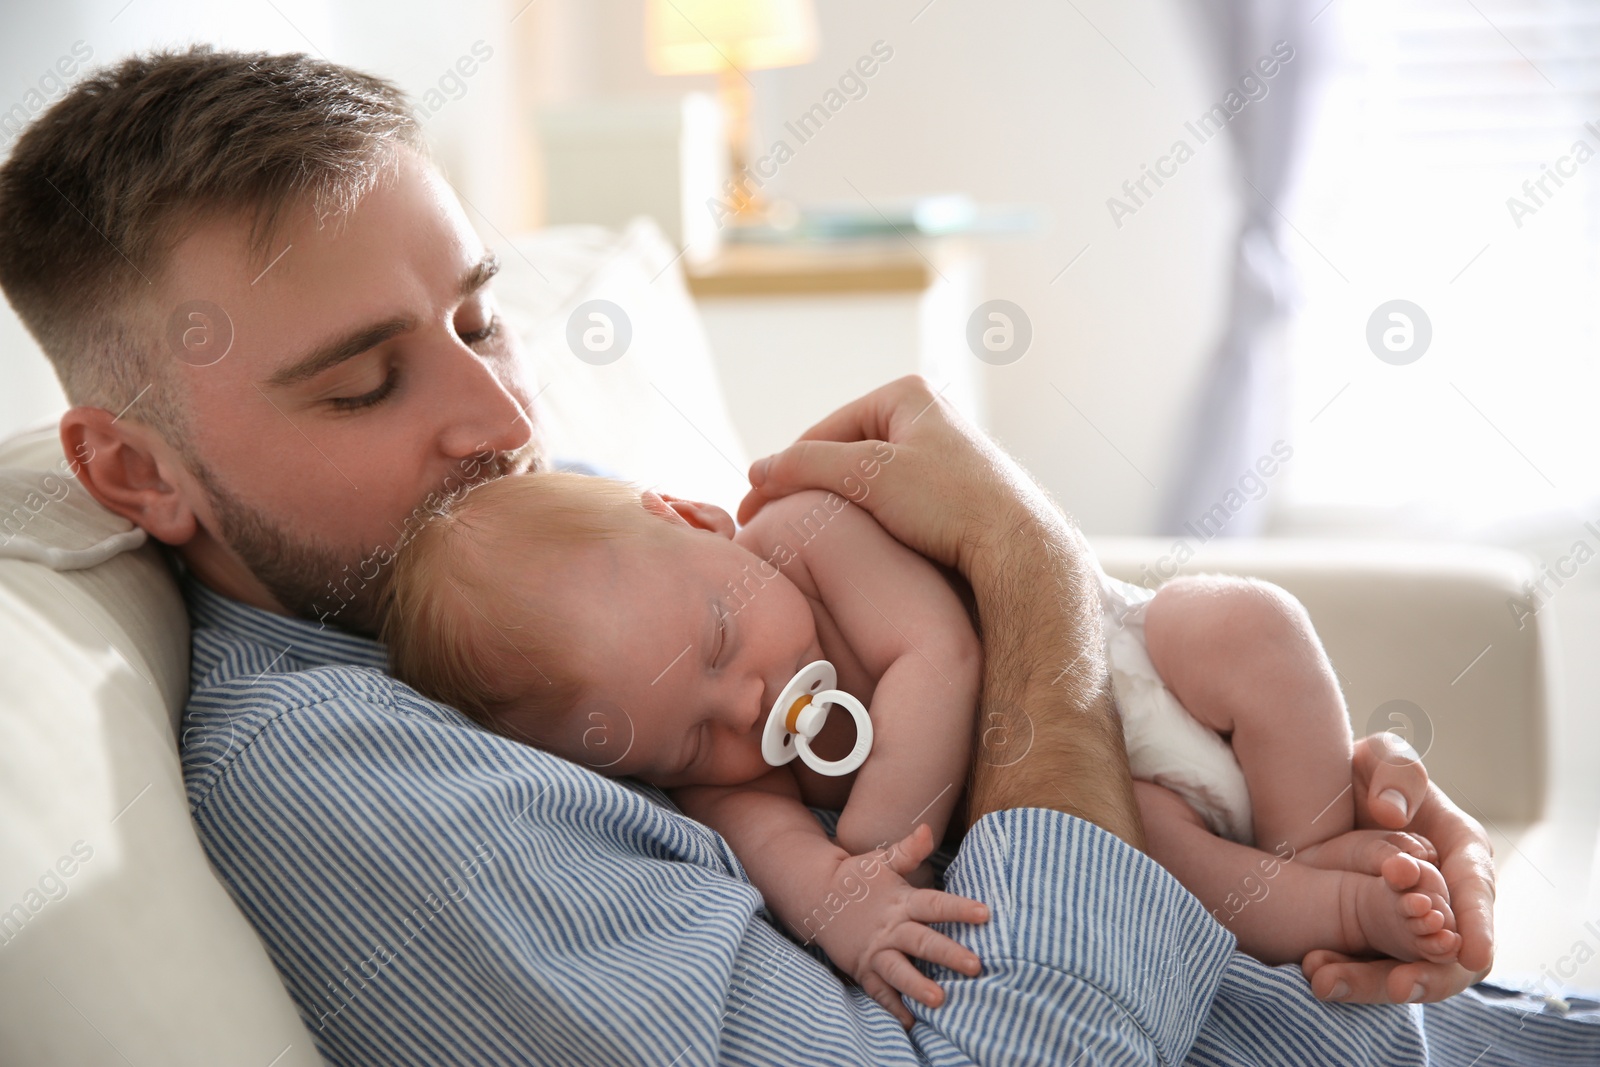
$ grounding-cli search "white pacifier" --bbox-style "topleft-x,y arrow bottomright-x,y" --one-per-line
761,660 -> 873,777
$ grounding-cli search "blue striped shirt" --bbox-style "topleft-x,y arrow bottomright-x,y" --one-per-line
180,570 -> 1600,1065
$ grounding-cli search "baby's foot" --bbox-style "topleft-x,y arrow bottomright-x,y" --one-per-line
1296,828 -> 1437,874
1339,853 -> 1460,963
1292,829 -> 1457,962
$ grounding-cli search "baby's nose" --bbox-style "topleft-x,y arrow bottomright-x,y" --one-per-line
750,678 -> 776,733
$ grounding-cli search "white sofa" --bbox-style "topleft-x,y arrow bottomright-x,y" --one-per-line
0,221 -> 1558,1064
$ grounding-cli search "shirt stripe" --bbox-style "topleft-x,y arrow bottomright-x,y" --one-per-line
179,570 -> 1600,1065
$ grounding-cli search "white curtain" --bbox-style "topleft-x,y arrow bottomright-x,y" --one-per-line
1157,0 -> 1319,538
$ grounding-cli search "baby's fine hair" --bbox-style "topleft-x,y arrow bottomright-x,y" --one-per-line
382,471 -> 647,730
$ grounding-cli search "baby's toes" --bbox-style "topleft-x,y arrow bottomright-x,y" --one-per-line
1380,852 -> 1424,892
1417,928 -> 1462,963
1402,905 -> 1445,935
1383,854 -> 1457,936
1396,890 -> 1438,921
1385,832 -> 1438,863
1301,830 -> 1433,875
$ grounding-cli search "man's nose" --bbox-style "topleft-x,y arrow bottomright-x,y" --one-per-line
433,339 -> 534,461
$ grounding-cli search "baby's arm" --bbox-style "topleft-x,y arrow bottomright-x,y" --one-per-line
760,490 -> 981,859
672,774 -> 987,1027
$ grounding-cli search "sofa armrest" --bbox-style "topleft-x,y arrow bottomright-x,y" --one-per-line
1089,537 -> 1550,824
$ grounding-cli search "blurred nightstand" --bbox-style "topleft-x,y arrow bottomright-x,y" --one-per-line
686,240 -> 983,460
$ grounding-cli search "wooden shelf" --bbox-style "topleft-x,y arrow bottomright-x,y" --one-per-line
686,243 -> 935,297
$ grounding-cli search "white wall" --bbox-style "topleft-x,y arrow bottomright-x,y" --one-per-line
537,0 -> 1237,534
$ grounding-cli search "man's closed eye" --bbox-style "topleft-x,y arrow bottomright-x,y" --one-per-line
328,366 -> 400,411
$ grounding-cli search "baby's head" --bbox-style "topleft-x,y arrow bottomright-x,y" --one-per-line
383,472 -> 823,788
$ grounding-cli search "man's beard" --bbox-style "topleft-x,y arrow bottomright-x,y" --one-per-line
189,439 -> 543,637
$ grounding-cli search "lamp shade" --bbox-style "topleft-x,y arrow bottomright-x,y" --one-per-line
646,0 -> 819,74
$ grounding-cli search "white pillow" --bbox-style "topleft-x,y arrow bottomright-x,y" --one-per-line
497,218 -> 751,509
0,465 -> 146,569
0,422 -> 327,1066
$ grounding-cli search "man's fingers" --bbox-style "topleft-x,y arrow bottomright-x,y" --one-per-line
1353,733 -> 1429,829
736,439 -> 871,524
791,375 -> 937,447
1378,959 -> 1481,1004
735,485 -> 774,526
1439,837 -> 1497,974
788,386 -> 890,446
753,439 -> 879,496
1303,950 -> 1392,1003
1409,784 -> 1496,974
1302,950 -> 1479,1004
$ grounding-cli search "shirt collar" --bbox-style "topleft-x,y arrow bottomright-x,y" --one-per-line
180,562 -> 389,673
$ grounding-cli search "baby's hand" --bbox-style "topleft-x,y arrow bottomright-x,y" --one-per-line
809,824 -> 989,1028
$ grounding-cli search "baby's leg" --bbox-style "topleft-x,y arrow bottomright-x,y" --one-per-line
1136,781 -> 1460,965
1142,576 -> 1353,853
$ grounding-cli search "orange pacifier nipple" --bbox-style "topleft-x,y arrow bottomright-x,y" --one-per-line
761,660 -> 874,777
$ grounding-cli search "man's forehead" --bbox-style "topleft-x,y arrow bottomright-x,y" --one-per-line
156,155 -> 480,373
168,153 -> 454,284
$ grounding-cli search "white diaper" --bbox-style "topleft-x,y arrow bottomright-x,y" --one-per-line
1098,570 -> 1255,845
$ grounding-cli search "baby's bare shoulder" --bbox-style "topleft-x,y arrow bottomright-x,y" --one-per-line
737,490 -> 893,567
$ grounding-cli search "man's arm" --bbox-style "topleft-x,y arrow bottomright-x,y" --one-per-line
738,377 -> 1143,848
739,375 -> 1497,1004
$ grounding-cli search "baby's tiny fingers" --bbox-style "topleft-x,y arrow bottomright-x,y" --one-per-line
882,824 -> 936,875
909,888 -> 991,926
876,949 -> 946,1009
862,974 -> 915,1029
895,922 -> 982,977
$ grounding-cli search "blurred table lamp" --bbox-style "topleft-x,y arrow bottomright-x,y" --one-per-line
647,0 -> 818,224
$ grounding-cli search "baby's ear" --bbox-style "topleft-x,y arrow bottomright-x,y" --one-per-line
644,490 -> 735,539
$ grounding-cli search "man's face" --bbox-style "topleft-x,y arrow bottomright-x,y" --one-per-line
509,507 -> 826,790
155,148 -> 537,632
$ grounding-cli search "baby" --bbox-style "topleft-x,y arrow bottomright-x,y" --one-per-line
380,469 -> 1460,1025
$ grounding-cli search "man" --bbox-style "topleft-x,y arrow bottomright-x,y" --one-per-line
0,45 -> 1592,1065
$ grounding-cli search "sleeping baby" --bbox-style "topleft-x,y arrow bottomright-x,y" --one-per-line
380,469 -> 1460,1026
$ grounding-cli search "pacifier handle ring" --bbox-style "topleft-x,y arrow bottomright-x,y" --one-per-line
793,689 -> 873,777
761,660 -> 874,774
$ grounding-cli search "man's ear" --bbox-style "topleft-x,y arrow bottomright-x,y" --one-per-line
60,406 -> 201,546
640,490 -> 735,539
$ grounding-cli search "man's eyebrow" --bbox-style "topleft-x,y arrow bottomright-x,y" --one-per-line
460,250 -> 500,299
263,251 -> 502,388
265,318 -> 412,388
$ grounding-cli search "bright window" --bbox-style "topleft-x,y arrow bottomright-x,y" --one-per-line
1283,0 -> 1600,534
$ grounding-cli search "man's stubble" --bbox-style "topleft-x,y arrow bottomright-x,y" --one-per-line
186,437 -> 543,637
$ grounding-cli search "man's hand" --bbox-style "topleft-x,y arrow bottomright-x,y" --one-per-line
809,824 -> 989,1029
737,376 -> 1054,584
1302,733 -> 1495,1004
742,376 -> 1145,847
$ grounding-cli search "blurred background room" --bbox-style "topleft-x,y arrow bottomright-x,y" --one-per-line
4,0 -> 1599,998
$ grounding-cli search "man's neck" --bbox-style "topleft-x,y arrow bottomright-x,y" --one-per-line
175,530 -> 291,617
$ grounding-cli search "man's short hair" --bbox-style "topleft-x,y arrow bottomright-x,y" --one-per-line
0,45 -> 425,447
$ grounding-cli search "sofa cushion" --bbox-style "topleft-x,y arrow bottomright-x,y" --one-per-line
498,217 -> 750,506
0,422 -> 327,1066
0,464 -> 146,569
